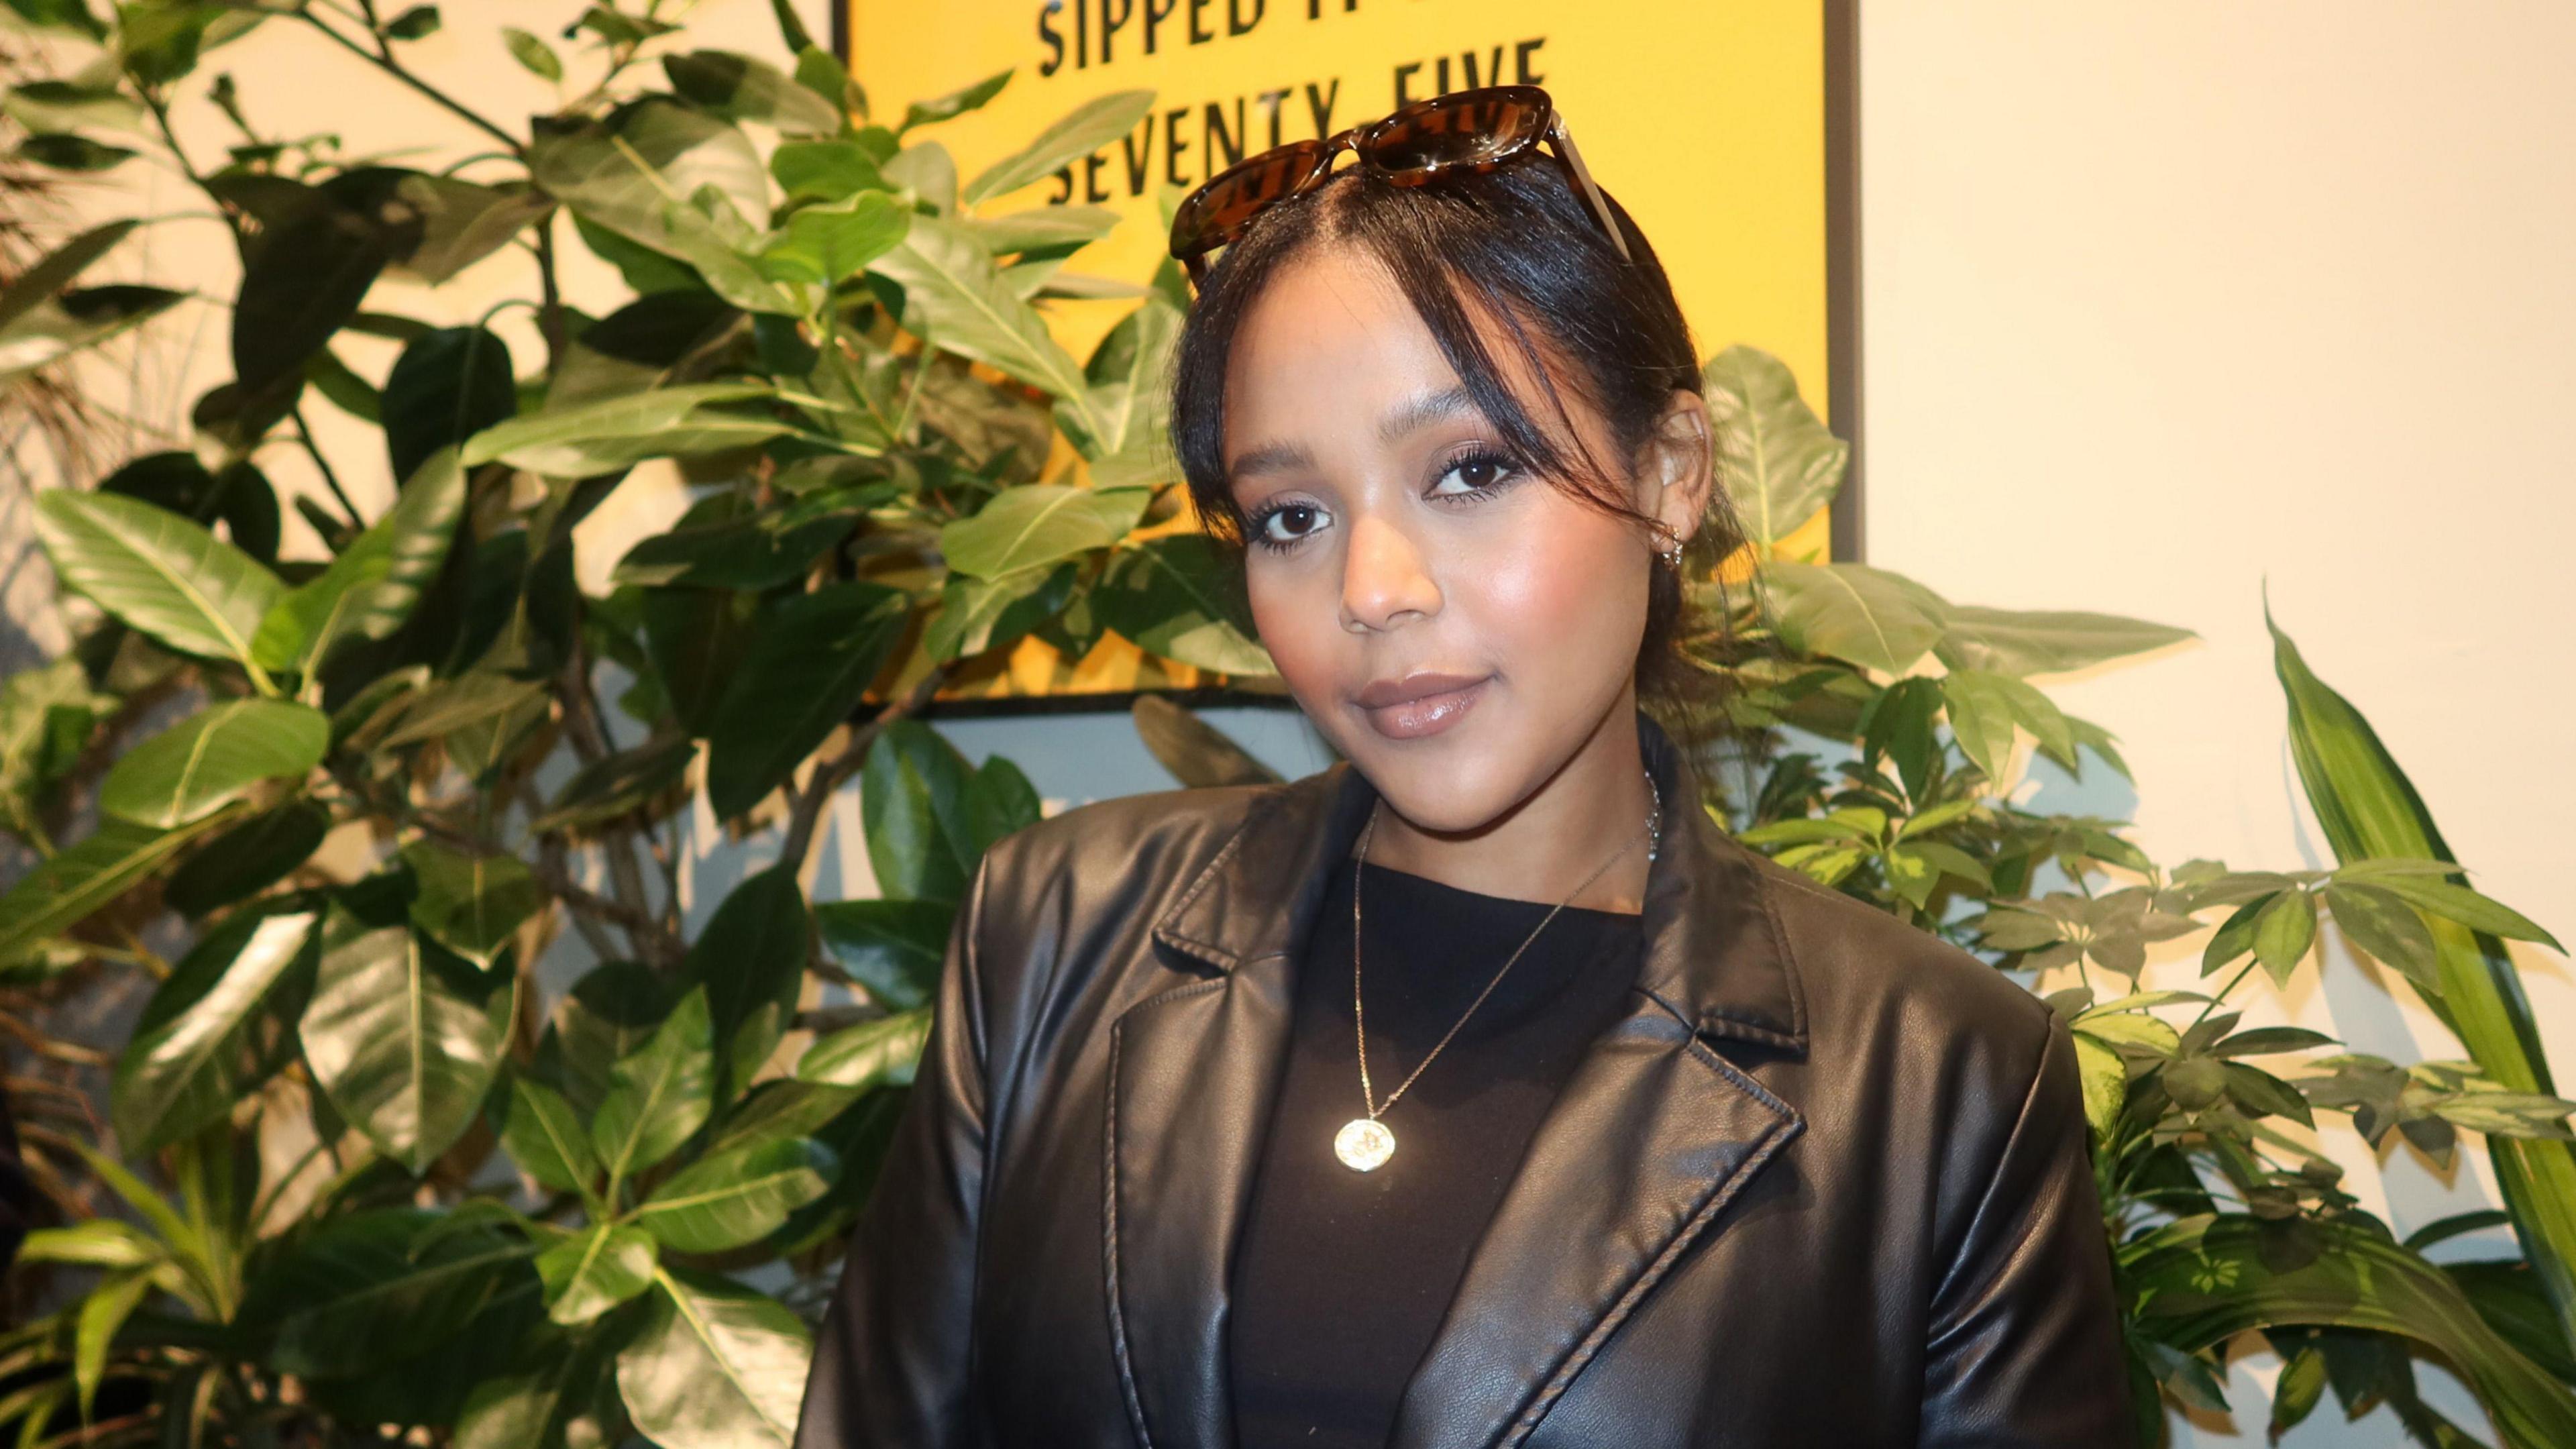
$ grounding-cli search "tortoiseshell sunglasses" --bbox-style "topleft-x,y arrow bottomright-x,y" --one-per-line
1166,83 -> 1633,291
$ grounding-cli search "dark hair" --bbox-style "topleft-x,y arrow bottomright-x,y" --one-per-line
1167,153 -> 1746,747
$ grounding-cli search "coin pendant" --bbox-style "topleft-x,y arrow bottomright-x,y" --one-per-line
1335,1118 -> 1395,1171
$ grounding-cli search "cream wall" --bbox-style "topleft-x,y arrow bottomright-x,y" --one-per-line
1861,4 -> 2576,1441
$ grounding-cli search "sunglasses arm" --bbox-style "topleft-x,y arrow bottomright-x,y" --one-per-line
1549,115 -> 1635,264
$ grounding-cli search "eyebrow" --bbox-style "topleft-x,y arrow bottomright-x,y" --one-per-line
1224,384 -> 1483,485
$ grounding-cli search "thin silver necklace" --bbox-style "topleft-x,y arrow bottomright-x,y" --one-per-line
1333,767 -> 1664,1172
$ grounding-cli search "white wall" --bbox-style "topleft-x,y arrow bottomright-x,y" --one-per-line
1861,4 -> 2576,1441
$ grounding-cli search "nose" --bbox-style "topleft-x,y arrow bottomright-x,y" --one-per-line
1340,511 -> 1441,633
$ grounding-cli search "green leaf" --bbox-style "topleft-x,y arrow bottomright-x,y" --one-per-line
2361,875 -> 2563,952
34,489 -> 283,673
383,326 -> 515,484
0,815 -> 221,968
501,1077 -> 596,1196
1701,344 -> 1847,548
97,698 -> 325,828
547,961 -> 672,1117
611,487 -> 882,590
382,5 -> 438,40
684,865 -> 810,1096
2,82 -> 144,138
250,445 -> 468,675
796,1009 -> 929,1091
18,130 -> 132,170
111,906 -> 316,1150
859,720 -> 974,903
376,172 -> 554,284
771,139 -> 888,203
704,582 -> 910,820
162,800 -> 333,917
2127,1214 -> 2576,1448
940,483 -> 1147,579
2326,881 -> 2441,989
634,1137 -> 836,1252
2252,888 -> 2320,987
462,382 -> 784,474
2211,1026 -> 2339,1058
924,559 -> 1079,661
757,190 -> 908,289
867,213 -> 1102,436
814,898 -> 952,1011
0,217 -> 135,335
899,67 -> 1010,133
0,280 -> 184,384
969,205 -> 1123,260
2222,1061 -> 2316,1126
502,26 -> 561,81
299,896 -> 513,1174
244,1208 -> 533,1380
1762,561 -> 1946,678
531,100 -> 794,313
663,50 -> 841,136
592,985 -> 715,1186
616,1269 -> 810,1449
1130,694 -> 1280,790
965,89 -> 1156,204
1939,669 -> 2072,781
1090,533 -> 1275,676
535,1224 -> 655,1325
1935,604 -> 2197,678
400,839 -> 543,969
531,732 -> 696,834
2072,1032 -> 2127,1141
17,1220 -> 162,1271
74,1270 -> 152,1417
2273,606 -> 2576,1351
231,183 -> 390,393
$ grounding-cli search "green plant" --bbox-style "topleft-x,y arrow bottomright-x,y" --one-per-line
0,1 -> 1254,1442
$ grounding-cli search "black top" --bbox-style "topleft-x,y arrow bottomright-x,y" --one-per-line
1227,853 -> 1646,1449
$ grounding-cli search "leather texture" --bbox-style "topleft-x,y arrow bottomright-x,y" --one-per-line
794,710 -> 2134,1448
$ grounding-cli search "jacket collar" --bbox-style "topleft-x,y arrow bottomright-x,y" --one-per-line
1148,707 -> 1807,1053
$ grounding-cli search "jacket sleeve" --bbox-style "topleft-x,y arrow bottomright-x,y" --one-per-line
1919,1010 -> 2135,1448
795,851 -> 999,1448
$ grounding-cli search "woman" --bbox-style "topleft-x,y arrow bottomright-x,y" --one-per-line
796,86 -> 2131,1448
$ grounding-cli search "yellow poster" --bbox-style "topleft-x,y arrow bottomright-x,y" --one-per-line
841,1 -> 1850,703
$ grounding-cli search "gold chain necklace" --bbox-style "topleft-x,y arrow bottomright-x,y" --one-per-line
1334,767 -> 1664,1172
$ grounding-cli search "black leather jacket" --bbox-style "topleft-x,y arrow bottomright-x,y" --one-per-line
795,710 -> 2133,1447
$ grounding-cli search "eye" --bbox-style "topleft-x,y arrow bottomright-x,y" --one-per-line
1430,445 -> 1519,498
1246,498 -> 1330,553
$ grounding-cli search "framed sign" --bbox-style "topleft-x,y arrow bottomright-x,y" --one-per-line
839,1 -> 1860,711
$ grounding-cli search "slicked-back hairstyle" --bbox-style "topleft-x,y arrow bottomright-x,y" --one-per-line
1167,153 -> 1745,740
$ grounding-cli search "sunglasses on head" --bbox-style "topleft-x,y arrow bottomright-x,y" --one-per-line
1166,83 -> 1633,292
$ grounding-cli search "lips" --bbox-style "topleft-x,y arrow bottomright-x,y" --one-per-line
1353,672 -> 1490,740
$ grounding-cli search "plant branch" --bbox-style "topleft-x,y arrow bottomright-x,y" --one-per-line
298,9 -> 524,152
779,663 -> 954,875
292,405 -> 365,533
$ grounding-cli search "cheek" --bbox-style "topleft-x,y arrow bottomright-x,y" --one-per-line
1463,506 -> 1650,672
1245,561 -> 1342,694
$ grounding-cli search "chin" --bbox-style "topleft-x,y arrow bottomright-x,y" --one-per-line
1334,720 -> 1529,837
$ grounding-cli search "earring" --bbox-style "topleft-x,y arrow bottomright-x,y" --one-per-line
1652,525 -> 1684,568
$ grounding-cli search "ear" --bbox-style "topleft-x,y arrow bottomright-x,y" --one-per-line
1632,387 -> 1716,547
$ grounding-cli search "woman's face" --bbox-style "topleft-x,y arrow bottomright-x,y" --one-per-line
1218,248 -> 1701,835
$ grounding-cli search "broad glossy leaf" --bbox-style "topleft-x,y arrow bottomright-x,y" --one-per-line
924,559 -> 1077,661
464,382 -> 784,475
0,282 -> 183,383
965,89 -> 1155,203
1,81 -> 144,136
616,1269 -> 810,1449
383,326 -> 515,484
1068,292 -> 1181,463
97,698 -> 325,828
531,732 -> 696,834
664,50 -> 841,136
162,798 -> 329,916
869,213 -> 1101,434
881,140 -> 957,215
1131,694 -> 1281,789
2252,888 -> 2319,985
244,1208 -> 533,1379
610,487 -> 879,591
2128,1213 -> 2576,1448
1090,533 -> 1275,676
685,865 -> 810,1094
547,961 -> 673,1117
1936,604 -> 2196,678
401,839 -> 543,969
95,449 -> 280,563
704,1078 -> 865,1159
0,217 -> 135,335
592,985 -> 715,1185
757,191 -> 908,290
1763,561 -> 1947,678
529,101 -> 794,315
299,898 -> 513,1173
860,720 -> 974,903
250,445 -> 467,675
0,815 -> 219,968
2273,608 -> 2576,1346
535,1223 -> 656,1325
2072,1032 -> 2127,1141
901,68 -> 1010,132
704,582 -> 909,819
2361,875 -> 2561,951
771,139 -> 887,203
380,172 -> 551,284
965,205 -> 1121,258
501,1077 -> 596,1195
796,1009 -> 929,1091
34,488 -> 283,669
1939,669 -> 2072,780
376,670 -> 549,749
634,1137 -> 835,1252
814,898 -> 952,1011
940,484 -> 1146,581
1702,344 -> 1847,548
232,185 -> 389,392
112,906 -> 316,1149
2326,881 -> 2441,989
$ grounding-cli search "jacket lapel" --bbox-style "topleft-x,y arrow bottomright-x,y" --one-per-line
1107,712 -> 1811,1449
